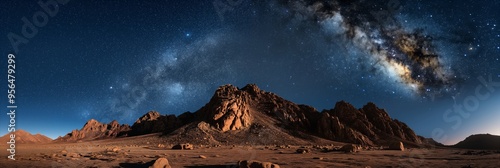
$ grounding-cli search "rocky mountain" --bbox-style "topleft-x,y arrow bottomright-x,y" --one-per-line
128,111 -> 194,136
55,119 -> 130,142
452,134 -> 500,150
193,84 -> 423,146
0,129 -> 52,144
57,84 -> 429,146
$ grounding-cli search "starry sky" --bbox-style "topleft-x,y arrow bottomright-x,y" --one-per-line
1,0 -> 499,145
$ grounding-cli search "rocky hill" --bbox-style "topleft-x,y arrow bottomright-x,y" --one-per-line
55,119 -> 130,142
452,134 -> 500,150
0,130 -> 52,144
57,84 -> 431,146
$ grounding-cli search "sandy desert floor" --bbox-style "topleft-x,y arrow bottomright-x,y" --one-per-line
1,135 -> 499,168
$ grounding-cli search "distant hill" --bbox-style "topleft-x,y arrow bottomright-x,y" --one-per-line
0,130 -> 52,144
54,120 -> 130,142
57,84 -> 438,147
452,134 -> 500,150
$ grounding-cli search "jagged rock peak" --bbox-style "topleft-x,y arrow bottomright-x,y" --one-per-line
85,119 -> 100,125
214,84 -> 263,98
135,111 -> 162,124
200,84 -> 256,132
334,100 -> 355,108
241,83 -> 262,94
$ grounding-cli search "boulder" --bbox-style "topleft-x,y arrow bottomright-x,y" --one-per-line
149,158 -> 171,168
388,141 -> 405,151
238,160 -> 280,168
340,144 -> 358,153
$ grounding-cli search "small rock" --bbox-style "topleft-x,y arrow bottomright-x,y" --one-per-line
172,143 -> 194,150
66,152 -> 80,158
296,148 -> 308,154
313,157 -> 323,160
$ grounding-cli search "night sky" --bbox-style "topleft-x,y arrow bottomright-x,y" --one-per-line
1,0 -> 499,145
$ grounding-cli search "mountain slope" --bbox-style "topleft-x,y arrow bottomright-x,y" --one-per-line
0,130 -> 52,144
452,134 -> 500,150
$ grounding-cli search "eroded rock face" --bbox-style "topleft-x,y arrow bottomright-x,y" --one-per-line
197,84 -> 319,133
198,84 -> 253,132
55,119 -> 130,142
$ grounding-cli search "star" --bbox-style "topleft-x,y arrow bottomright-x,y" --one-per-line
109,86 -> 113,89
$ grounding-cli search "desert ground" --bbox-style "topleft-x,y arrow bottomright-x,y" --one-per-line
1,134 -> 499,168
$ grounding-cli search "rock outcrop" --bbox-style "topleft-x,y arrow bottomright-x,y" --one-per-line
197,85 -> 253,132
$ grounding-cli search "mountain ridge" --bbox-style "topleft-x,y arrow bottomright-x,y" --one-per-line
0,129 -> 52,144
56,84 -> 439,147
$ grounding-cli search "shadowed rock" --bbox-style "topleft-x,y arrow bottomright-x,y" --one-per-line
238,160 -> 280,168
150,158 -> 171,168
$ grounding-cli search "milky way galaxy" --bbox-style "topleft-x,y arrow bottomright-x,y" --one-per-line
281,0 -> 456,97
4,0 -> 499,142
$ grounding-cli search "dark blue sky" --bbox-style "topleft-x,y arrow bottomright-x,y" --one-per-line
1,0 -> 499,145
